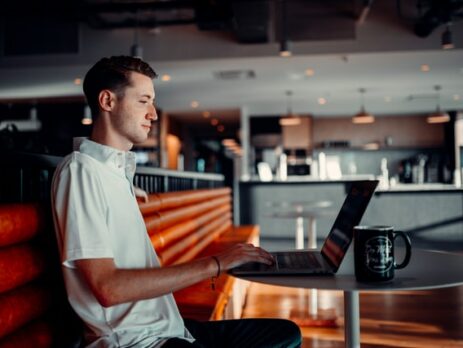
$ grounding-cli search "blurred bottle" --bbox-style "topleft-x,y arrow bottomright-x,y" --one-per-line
318,152 -> 326,180
379,158 -> 389,189
278,153 -> 287,181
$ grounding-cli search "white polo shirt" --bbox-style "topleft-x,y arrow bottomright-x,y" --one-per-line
51,138 -> 193,348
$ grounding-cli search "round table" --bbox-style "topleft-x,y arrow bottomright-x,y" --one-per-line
235,248 -> 463,348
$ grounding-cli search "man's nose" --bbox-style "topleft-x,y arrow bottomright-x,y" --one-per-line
147,104 -> 158,121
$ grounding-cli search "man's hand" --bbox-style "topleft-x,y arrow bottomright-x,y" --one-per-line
215,243 -> 274,271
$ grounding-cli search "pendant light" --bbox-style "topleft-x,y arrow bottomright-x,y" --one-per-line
427,85 -> 450,124
352,88 -> 375,124
279,0 -> 291,57
441,23 -> 454,50
130,10 -> 143,58
82,105 -> 93,125
279,90 -> 301,126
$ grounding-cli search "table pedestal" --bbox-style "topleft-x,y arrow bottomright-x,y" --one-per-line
344,291 -> 360,348
292,216 -> 338,327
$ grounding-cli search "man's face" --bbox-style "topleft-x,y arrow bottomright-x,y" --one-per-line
110,72 -> 157,147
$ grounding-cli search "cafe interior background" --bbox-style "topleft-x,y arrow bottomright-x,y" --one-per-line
2,1 -> 463,347
1,0 -> 463,246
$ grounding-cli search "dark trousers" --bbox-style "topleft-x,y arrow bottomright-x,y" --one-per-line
162,318 -> 302,348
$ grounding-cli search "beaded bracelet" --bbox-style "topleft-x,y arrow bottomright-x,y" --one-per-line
211,256 -> 221,291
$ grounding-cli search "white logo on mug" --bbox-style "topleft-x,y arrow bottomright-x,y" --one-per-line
364,236 -> 393,273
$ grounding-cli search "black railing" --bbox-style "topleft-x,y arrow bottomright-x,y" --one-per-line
0,151 -> 61,203
135,166 -> 224,193
1,151 -> 225,203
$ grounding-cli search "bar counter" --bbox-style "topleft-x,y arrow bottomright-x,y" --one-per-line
239,177 -> 463,247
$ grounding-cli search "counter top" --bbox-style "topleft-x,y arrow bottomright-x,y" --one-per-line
240,177 -> 463,192
376,183 -> 463,193
241,174 -> 375,184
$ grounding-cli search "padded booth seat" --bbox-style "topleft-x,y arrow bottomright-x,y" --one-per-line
0,188 -> 259,347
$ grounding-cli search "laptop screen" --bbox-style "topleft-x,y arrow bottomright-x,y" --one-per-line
321,180 -> 378,271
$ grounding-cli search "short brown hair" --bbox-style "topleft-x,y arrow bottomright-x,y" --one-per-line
83,56 -> 157,117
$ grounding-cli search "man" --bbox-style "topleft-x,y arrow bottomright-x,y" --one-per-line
51,56 -> 301,348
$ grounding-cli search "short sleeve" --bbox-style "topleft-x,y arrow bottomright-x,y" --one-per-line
52,156 -> 114,268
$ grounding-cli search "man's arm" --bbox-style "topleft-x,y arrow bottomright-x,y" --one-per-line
75,243 -> 273,307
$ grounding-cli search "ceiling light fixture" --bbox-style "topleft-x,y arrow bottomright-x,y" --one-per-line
190,101 -> 199,108
441,23 -> 454,50
421,64 -> 430,72
161,74 -> 171,82
318,97 -> 327,105
305,68 -> 314,76
279,90 -> 301,126
279,0 -> 292,57
130,10 -> 143,58
352,88 -> 375,124
427,85 -> 450,124
82,105 -> 93,125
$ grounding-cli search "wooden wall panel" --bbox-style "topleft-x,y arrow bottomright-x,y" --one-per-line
313,115 -> 445,148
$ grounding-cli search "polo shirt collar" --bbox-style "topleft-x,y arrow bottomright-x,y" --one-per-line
78,138 -> 137,180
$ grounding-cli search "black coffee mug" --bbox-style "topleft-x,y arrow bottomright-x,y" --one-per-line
354,226 -> 412,282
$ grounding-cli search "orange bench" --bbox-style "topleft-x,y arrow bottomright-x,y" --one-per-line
0,188 -> 259,346
139,187 -> 259,321
0,203 -> 72,348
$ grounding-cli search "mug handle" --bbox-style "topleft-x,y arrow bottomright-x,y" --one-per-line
393,231 -> 412,269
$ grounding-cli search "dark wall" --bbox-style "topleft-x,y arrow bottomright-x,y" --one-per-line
0,102 -> 91,156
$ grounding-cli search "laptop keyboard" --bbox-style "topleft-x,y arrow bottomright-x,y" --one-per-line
230,251 -> 331,274
275,252 -> 324,270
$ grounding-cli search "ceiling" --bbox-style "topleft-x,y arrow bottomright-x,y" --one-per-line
1,0 -> 463,119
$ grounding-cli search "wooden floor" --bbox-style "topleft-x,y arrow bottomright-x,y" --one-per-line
241,282 -> 463,347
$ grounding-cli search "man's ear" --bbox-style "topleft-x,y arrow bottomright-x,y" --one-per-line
98,90 -> 116,112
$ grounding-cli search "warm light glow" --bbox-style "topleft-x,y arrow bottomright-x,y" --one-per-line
202,111 -> 211,118
81,105 -> 93,125
279,117 -> 301,126
305,68 -> 314,76
222,139 -> 237,146
363,142 -> 380,150
226,145 -> 241,151
211,118 -> 219,126
280,50 -> 292,57
352,114 -> 375,124
161,74 -> 171,82
217,125 -> 225,132
427,113 -> 450,124
421,64 -> 430,72
318,97 -> 327,105
74,78 -> 82,85
191,101 -> 199,108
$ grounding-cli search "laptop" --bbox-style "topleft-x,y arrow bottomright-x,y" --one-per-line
229,180 -> 379,276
